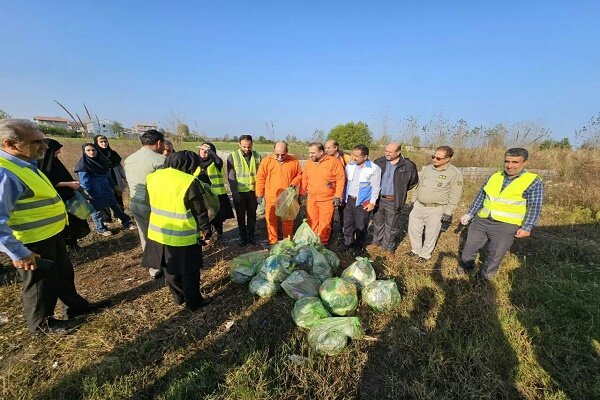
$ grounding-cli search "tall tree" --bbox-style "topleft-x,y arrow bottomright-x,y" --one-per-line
111,121 -> 125,137
327,121 -> 373,150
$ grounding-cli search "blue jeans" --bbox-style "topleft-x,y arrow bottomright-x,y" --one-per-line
91,205 -> 132,231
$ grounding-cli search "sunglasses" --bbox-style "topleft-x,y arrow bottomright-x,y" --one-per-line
431,155 -> 447,161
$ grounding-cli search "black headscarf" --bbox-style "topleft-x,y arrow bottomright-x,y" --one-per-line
93,135 -> 122,167
74,143 -> 111,175
165,150 -> 201,175
39,139 -> 77,199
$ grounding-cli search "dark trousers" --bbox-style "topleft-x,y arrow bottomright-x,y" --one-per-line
233,191 -> 257,240
18,233 -> 90,332
460,217 -> 519,279
372,198 -> 402,251
163,269 -> 202,310
343,197 -> 371,249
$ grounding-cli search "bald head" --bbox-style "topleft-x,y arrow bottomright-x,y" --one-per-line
273,141 -> 288,163
385,142 -> 402,162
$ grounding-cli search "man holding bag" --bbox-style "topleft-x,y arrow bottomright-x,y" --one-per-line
255,141 -> 302,245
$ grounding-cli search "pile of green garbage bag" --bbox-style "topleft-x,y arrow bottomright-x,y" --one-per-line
307,317 -> 365,356
275,187 -> 300,221
281,270 -> 322,300
341,257 -> 376,290
229,250 -> 270,284
310,247 -> 332,282
319,277 -> 358,316
259,254 -> 294,283
291,296 -> 331,329
249,274 -> 280,298
293,219 -> 320,246
362,280 -> 401,312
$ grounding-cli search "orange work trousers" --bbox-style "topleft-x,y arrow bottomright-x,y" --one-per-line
265,199 -> 295,244
306,197 -> 335,244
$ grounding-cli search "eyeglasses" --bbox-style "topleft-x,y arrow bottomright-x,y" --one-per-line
431,155 -> 447,161
274,153 -> 286,158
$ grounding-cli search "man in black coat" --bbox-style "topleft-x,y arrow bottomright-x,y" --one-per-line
372,142 -> 418,253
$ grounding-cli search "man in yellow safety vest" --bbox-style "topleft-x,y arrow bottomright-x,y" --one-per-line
0,119 -> 106,334
459,148 -> 544,281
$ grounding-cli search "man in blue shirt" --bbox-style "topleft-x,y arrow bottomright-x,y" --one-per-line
459,148 -> 544,281
0,119 -> 105,334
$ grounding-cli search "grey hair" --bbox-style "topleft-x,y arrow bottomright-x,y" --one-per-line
0,119 -> 39,144
505,147 -> 529,160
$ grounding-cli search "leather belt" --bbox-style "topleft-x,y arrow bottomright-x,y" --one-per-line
381,195 -> 395,200
419,201 -> 444,207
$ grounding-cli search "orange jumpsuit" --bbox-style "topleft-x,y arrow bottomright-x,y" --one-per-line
300,155 -> 346,244
255,155 -> 303,244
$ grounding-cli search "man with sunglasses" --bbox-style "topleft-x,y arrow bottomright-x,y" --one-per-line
407,146 -> 463,263
255,141 -> 302,245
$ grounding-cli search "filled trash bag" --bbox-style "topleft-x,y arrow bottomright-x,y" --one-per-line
275,186 -> 300,221
259,254 -> 294,283
341,257 -> 376,290
310,247 -> 332,282
281,270 -> 322,300
197,180 -> 221,222
319,278 -> 358,316
229,250 -> 270,284
65,189 -> 95,220
270,238 -> 297,257
307,317 -> 364,356
293,219 -> 320,246
319,247 -> 340,272
362,280 -> 402,312
249,274 -> 280,298
291,296 -> 331,329
293,245 -> 313,268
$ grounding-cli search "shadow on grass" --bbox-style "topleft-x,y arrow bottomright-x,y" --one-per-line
509,222 -> 600,398
358,251 -> 521,399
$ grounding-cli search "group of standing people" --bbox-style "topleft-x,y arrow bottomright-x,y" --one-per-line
0,118 -> 544,334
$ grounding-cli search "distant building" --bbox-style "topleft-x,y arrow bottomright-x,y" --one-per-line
33,116 -> 70,130
132,122 -> 158,135
86,119 -> 117,138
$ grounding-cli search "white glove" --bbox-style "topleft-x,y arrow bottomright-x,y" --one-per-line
460,214 -> 472,226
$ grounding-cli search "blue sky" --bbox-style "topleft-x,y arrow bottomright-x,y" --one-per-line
1,1 -> 598,140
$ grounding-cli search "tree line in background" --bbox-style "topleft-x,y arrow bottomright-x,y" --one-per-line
2,107 -> 599,150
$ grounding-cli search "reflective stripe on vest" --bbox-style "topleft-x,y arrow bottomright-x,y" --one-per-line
206,163 -> 226,195
478,171 -> 538,226
231,149 -> 261,192
0,158 -> 67,244
147,168 -> 198,246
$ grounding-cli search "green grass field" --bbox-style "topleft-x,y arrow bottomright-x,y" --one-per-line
0,141 -> 599,399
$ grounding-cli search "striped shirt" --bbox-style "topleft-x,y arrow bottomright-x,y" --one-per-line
467,170 -> 544,231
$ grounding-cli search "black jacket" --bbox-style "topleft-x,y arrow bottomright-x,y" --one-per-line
374,155 -> 419,210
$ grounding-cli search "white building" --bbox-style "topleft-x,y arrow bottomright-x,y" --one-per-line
33,116 -> 70,130
86,120 -> 117,137
132,122 -> 158,135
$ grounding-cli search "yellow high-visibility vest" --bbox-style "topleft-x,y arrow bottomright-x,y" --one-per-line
147,168 -> 198,246
231,149 -> 261,192
192,163 -> 226,196
478,171 -> 538,226
0,158 -> 67,244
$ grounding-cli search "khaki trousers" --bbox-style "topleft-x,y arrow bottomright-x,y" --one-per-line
408,201 -> 444,260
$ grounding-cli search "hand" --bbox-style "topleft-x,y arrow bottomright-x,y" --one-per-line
298,194 -> 307,203
441,214 -> 452,224
289,184 -> 296,190
13,252 -> 40,271
363,202 -> 375,212
515,228 -> 531,239
67,181 -> 80,190
460,214 -> 472,225
333,197 -> 342,207
256,197 -> 264,205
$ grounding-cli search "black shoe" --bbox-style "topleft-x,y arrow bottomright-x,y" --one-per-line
405,251 -> 418,257
36,317 -> 82,335
352,247 -> 364,257
66,300 -> 111,320
341,243 -> 352,252
190,297 -> 212,311
248,237 -> 257,245
239,239 -> 248,247
456,266 -> 474,275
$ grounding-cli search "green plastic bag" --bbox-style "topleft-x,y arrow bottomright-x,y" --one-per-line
291,296 -> 331,329
341,257 -> 376,290
229,250 -> 269,284
259,254 -> 294,283
293,245 -> 313,268
307,317 -> 364,356
319,277 -> 358,316
65,190 -> 94,219
249,274 -> 280,298
197,180 -> 220,222
293,219 -> 320,246
319,247 -> 340,272
362,280 -> 402,312
281,270 -> 322,300
275,187 -> 300,221
310,247 -> 332,282
270,238 -> 297,257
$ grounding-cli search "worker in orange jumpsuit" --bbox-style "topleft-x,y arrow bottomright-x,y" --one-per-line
255,142 -> 303,244
300,142 -> 346,245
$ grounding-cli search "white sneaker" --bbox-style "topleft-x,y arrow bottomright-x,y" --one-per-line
148,268 -> 163,278
98,230 -> 112,237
